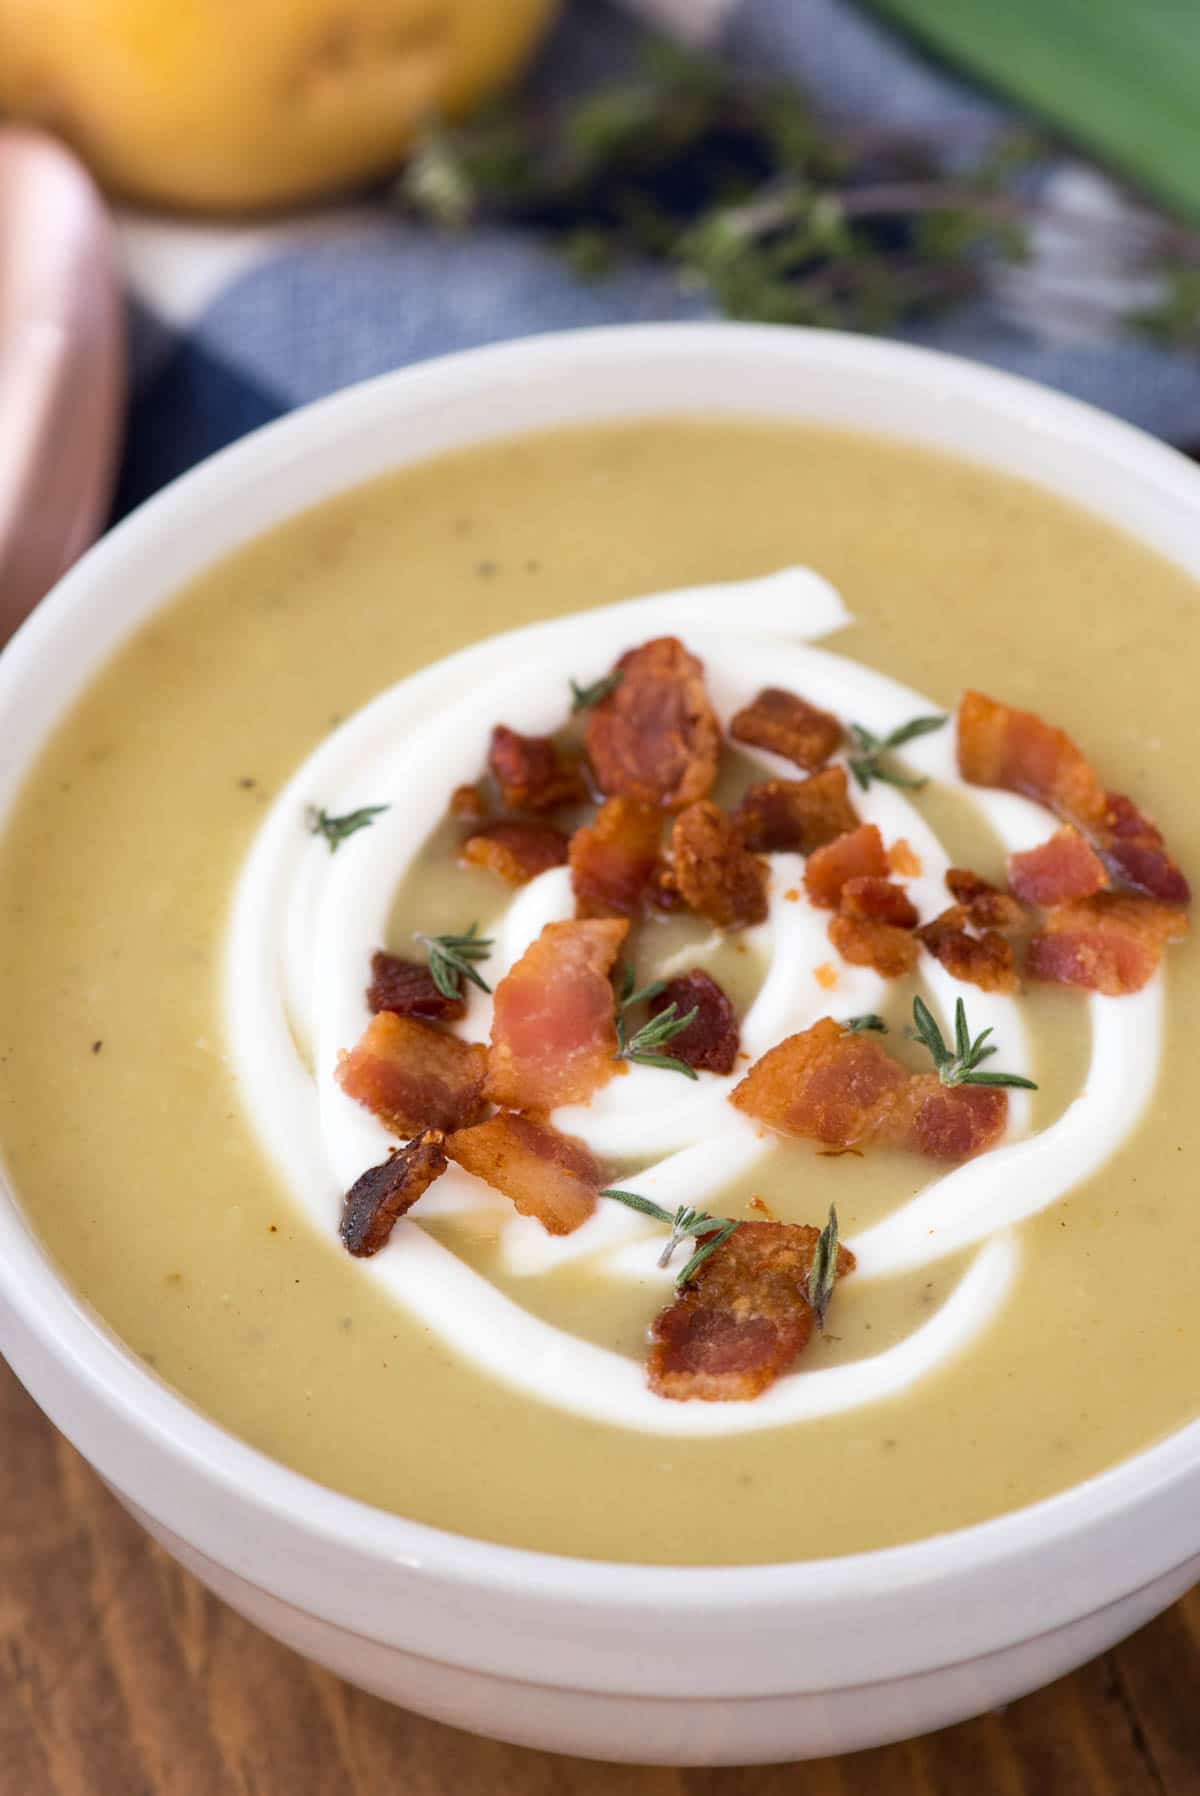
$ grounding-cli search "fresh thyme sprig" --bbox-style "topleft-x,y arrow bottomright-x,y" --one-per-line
306,803 -> 390,852
414,923 -> 494,1001
846,714 -> 947,792
599,1187 -> 741,1288
570,670 -> 622,712
843,1013 -> 888,1035
910,995 -> 1037,1090
807,1204 -> 841,1332
613,963 -> 698,1079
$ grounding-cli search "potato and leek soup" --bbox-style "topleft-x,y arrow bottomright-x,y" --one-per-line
0,419 -> 1197,1566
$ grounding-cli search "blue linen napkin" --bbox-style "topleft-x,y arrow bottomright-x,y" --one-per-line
114,0 -> 1200,516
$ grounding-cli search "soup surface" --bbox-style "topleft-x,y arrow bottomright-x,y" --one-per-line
1,419 -> 1197,1564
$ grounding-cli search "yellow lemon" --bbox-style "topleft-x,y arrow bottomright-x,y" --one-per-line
0,0 -> 557,213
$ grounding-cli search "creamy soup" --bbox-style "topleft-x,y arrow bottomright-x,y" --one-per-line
0,419 -> 1197,1564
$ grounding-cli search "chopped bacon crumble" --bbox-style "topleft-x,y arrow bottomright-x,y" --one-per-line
648,970 -> 740,1074
803,823 -> 889,910
944,867 -> 1026,933
1008,827 -> 1108,908
671,800 -> 769,930
569,796 -> 662,918
1026,893 -> 1188,996
917,906 -> 1019,994
840,875 -> 919,930
487,724 -> 586,814
367,950 -> 466,1023
486,917 -> 628,1111
337,1013 -> 488,1136
729,686 -> 842,772
736,767 -> 860,854
340,1129 -> 448,1257
461,819 -> 569,886
585,636 -> 721,811
829,913 -> 919,979
648,1221 -> 855,1401
447,1112 -> 599,1235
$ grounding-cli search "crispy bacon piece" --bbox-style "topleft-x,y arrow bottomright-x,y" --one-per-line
648,970 -> 739,1074
1098,793 -> 1190,905
367,950 -> 466,1024
339,1129 -> 448,1257
731,1016 -> 908,1146
337,1013 -> 488,1136
1008,828 -> 1108,908
569,797 -> 661,918
888,839 -> 922,877
840,875 -> 918,929
875,1077 -> 1008,1162
648,1221 -> 856,1401
1026,893 -> 1188,996
729,686 -> 842,772
671,801 -> 769,930
945,867 -> 1027,932
449,782 -> 487,821
828,913 -> 919,979
957,692 -> 1190,906
486,917 -> 628,1111
584,636 -> 721,811
917,907 -> 1018,994
646,861 -> 685,911
735,767 -> 860,854
461,819 -> 568,886
447,1112 -> 599,1235
803,824 -> 888,910
487,725 -> 586,814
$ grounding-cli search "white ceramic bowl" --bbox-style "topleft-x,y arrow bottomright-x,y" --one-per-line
1,325 -> 1198,1767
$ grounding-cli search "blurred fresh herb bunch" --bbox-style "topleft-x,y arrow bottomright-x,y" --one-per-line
398,40 -> 1200,347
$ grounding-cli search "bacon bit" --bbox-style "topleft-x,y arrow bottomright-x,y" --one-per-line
486,917 -> 628,1111
735,767 -> 860,854
337,1013 -> 488,1136
918,907 -> 1019,994
729,687 -> 842,772
840,875 -> 919,930
648,1221 -> 855,1401
945,867 -> 1027,932
748,1194 -> 774,1218
569,797 -> 662,918
957,692 -> 1190,905
367,950 -> 466,1024
447,1112 -> 599,1235
461,819 -> 569,886
875,1077 -> 1008,1162
829,913 -> 919,979
339,1129 -> 448,1257
449,782 -> 487,821
1008,828 -> 1108,908
584,636 -> 721,811
1026,893 -> 1188,996
803,824 -> 888,909
487,725 -> 587,814
646,860 -> 685,911
888,838 -> 922,877
814,961 -> 839,990
648,970 -> 740,1074
671,800 -> 769,930
784,887 -> 800,902
731,1017 -> 908,1146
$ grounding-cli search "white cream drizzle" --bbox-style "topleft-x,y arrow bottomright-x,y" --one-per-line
224,570 -> 1161,1437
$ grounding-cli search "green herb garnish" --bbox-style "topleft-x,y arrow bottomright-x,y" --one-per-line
807,1204 -> 841,1332
306,803 -> 389,852
569,670 -> 622,712
910,995 -> 1037,1090
414,924 -> 494,1001
843,1013 -> 889,1035
613,963 -> 698,1079
600,1188 -> 741,1288
847,715 -> 947,792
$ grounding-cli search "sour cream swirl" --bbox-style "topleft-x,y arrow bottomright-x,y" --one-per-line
225,571 -> 1160,1437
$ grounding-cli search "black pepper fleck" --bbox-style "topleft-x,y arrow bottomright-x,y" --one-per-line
476,559 -> 498,577
91,1040 -> 103,1054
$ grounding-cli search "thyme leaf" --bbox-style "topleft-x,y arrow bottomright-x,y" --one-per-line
306,803 -> 390,852
843,1013 -> 889,1035
847,714 -> 947,792
614,963 -> 698,1078
414,923 -> 494,1000
570,670 -> 622,712
599,1188 -> 741,1288
806,1203 -> 840,1332
910,995 -> 1037,1091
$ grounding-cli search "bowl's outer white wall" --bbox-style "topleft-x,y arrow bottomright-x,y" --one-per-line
1,327 -> 1199,1753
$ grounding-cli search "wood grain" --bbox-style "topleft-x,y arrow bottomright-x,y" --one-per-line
2,1356 -> 1196,1796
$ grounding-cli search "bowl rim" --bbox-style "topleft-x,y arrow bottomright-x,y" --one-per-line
1,319 -> 1199,1625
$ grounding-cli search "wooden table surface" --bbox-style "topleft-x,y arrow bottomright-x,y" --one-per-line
3,1357 -> 1198,1796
